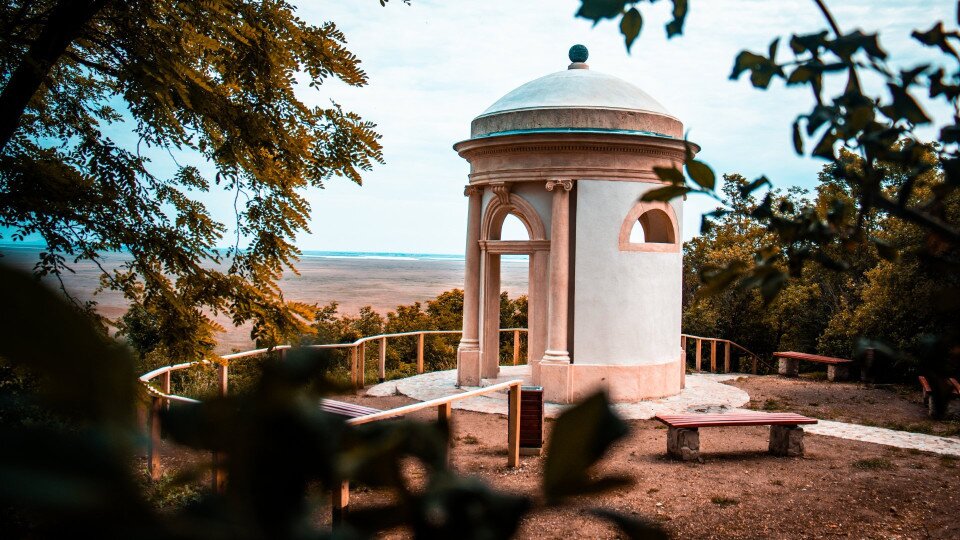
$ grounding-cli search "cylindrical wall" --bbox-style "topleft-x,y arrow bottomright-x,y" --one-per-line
571,179 -> 683,399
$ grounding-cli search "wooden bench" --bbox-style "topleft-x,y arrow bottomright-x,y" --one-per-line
654,412 -> 818,461
774,351 -> 852,381
919,376 -> 960,414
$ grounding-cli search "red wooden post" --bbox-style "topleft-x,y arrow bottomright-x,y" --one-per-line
710,340 -> 717,372
724,341 -> 731,373
417,333 -> 425,374
378,337 -> 387,382
507,385 -> 521,468
695,339 -> 702,371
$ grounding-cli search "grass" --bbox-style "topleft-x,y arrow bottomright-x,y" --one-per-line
710,496 -> 739,507
852,457 -> 896,470
941,455 -> 957,469
761,399 -> 785,411
458,434 -> 479,445
769,479 -> 784,486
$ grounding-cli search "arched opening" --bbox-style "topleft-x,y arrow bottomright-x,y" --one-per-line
476,192 -> 548,381
500,213 -> 529,241
619,201 -> 680,253
631,209 -> 675,244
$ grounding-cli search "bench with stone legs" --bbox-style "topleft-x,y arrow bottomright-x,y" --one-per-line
774,351 -> 852,382
919,376 -> 960,416
654,412 -> 819,461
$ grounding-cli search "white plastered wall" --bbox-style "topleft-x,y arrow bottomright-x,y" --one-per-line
572,179 -> 682,366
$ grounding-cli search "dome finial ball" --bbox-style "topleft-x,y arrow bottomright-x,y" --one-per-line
569,44 -> 589,64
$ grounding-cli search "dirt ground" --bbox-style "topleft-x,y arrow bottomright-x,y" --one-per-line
728,376 -> 960,438
144,381 -> 960,539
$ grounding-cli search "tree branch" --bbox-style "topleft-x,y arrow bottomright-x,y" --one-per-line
0,0 -> 108,152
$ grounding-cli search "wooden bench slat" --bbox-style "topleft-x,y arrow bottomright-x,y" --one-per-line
918,375 -> 933,394
773,351 -> 851,364
655,412 -> 817,428
320,399 -> 383,418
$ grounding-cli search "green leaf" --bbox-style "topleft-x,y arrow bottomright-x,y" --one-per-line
641,185 -> 691,201
576,0 -> 627,22
665,0 -> 688,38
739,176 -> 771,197
652,166 -> 684,184
885,83 -> 931,125
871,237 -> 900,262
792,121 -> 804,154
620,8 -> 643,52
542,392 -> 628,504
590,508 -> 669,540
685,159 -> 715,190
730,51 -> 766,80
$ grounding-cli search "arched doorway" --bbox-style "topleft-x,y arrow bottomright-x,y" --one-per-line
478,190 -> 549,381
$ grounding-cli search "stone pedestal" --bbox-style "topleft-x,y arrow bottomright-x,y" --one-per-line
667,427 -> 700,461
769,425 -> 804,457
778,357 -> 799,377
827,364 -> 849,382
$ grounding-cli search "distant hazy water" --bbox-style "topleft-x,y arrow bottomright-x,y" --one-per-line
2,245 -> 529,353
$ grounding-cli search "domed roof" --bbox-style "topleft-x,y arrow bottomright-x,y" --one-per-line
478,68 -> 672,118
468,45 -> 681,140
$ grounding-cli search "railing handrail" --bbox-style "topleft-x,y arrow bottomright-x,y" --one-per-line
140,327 -> 528,384
681,333 -> 759,359
346,379 -> 523,425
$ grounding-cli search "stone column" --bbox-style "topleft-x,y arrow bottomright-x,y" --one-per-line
542,179 -> 573,363
457,185 -> 483,386
540,179 -> 573,402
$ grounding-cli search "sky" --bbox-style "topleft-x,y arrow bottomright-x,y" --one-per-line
280,0 -> 957,253
7,0 -> 957,255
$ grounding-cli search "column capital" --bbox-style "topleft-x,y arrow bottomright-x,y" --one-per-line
545,179 -> 575,192
464,184 -> 483,197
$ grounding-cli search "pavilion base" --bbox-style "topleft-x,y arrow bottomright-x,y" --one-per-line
538,355 -> 683,404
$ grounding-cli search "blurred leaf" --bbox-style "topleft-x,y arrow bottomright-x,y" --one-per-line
590,508 -> 669,540
871,237 -> 900,262
653,165 -> 684,184
620,8 -> 643,52
792,121 -> 804,154
666,0 -> 688,38
641,185 -> 691,201
740,176 -> 771,197
543,392 -> 628,504
685,159 -> 716,190
576,0 -> 626,22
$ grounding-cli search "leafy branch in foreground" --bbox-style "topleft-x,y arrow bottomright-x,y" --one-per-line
0,0 -> 386,364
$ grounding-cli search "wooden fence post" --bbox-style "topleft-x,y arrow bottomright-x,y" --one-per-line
349,346 -> 359,390
211,452 -> 226,493
217,363 -> 228,397
417,333 -> 425,374
332,479 -> 349,526
507,384 -> 520,468
358,342 -> 366,386
147,395 -> 162,480
752,355 -> 758,375
724,341 -> 731,373
378,337 -> 387,383
710,340 -> 717,372
695,339 -> 702,372
161,371 -> 171,408
512,330 -> 521,365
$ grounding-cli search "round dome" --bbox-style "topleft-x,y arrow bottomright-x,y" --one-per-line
469,47 -> 682,140
479,69 -> 671,118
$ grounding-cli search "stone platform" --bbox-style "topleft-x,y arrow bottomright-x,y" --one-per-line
366,365 -> 749,420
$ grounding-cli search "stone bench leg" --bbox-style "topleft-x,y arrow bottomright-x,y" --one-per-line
778,358 -> 799,377
827,364 -> 849,382
667,427 -> 700,461
769,425 -> 804,457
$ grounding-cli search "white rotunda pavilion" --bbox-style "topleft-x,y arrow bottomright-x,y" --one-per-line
454,45 -> 695,403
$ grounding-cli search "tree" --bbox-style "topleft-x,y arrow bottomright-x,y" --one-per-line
577,0 -> 960,379
0,1 -> 385,362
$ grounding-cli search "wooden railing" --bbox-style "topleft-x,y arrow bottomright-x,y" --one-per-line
138,328 -> 529,484
680,334 -> 762,375
331,379 -> 525,522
